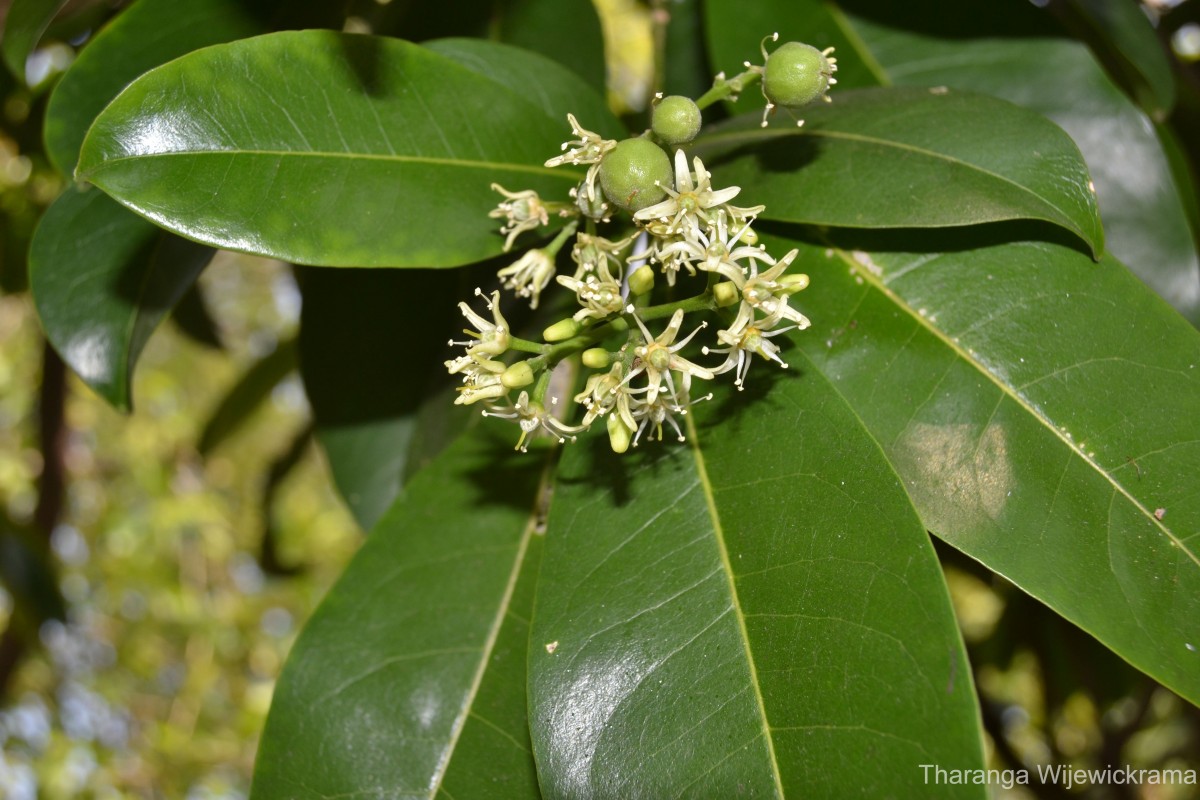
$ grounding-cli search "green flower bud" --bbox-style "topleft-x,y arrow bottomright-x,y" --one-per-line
628,265 -> 655,296
764,42 -> 834,109
713,281 -> 741,307
651,95 -> 702,146
599,138 -> 672,213
607,412 -> 633,454
779,273 -> 810,295
543,317 -> 583,342
582,348 -> 611,369
501,361 -> 535,389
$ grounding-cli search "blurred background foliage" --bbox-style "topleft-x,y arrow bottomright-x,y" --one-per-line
0,0 -> 1198,797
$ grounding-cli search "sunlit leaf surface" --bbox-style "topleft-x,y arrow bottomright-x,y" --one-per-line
695,88 -> 1103,257
76,32 -> 620,268
530,368 -> 984,797
252,433 -> 548,798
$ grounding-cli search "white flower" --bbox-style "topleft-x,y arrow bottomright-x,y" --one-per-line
633,150 -> 742,233
654,211 -> 774,286
625,308 -> 714,406
483,391 -> 585,451
572,232 -> 632,277
557,271 -> 625,321
703,323 -> 793,390
448,288 -> 510,358
740,248 -> 812,328
498,249 -> 557,309
574,363 -> 631,426
629,373 -> 712,445
452,358 -> 508,405
489,183 -> 549,251
544,114 -> 617,202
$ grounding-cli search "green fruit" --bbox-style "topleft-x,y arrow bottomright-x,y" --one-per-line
763,41 -> 832,109
651,95 -> 702,146
599,138 -> 672,213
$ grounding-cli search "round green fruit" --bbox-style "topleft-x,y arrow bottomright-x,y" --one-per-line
763,41 -> 832,109
651,95 -> 702,146
599,138 -> 672,213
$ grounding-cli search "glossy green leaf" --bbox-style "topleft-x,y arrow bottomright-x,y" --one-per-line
836,16 -> 1200,327
766,225 -> 1200,705
198,336 -> 296,455
695,87 -> 1103,256
1065,0 -> 1176,119
2,0 -> 69,82
76,31 -> 621,268
0,513 -> 65,635
43,0 -> 284,175
494,0 -> 606,95
298,267 -> 466,530
30,185 -> 213,410
716,0 -> 1200,328
170,281 -> 224,350
251,432 -> 547,799
377,0 -> 605,93
529,371 -> 984,796
661,0 -> 710,101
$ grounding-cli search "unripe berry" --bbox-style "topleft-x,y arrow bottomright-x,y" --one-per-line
763,42 -> 833,109
651,95 -> 702,146
599,138 -> 671,213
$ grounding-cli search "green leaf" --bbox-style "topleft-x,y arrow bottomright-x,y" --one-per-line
1064,0 -> 1176,119
2,0 -> 69,83
375,0 -> 605,93
771,225 -> 1200,706
0,513 -> 65,635
76,31 -> 621,268
529,371 -> 984,796
493,0 -> 606,95
198,336 -> 296,455
30,185 -> 213,410
170,281 -> 224,350
44,0 -> 284,175
298,267 -> 467,530
251,432 -> 547,799
695,87 -> 1104,257
661,0 -> 711,100
754,0 -> 1200,327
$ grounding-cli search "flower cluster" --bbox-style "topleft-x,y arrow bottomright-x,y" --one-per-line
445,38 -> 828,453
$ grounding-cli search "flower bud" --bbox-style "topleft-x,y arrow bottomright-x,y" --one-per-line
779,273 -> 810,294
582,348 -> 611,369
713,281 -> 741,307
607,413 -> 633,454
628,265 -> 655,296
543,317 -> 583,342
501,361 -> 536,389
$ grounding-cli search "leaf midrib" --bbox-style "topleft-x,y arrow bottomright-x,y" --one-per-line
685,416 -> 785,798
426,446 -> 554,799
79,148 -> 582,182
831,245 -> 1200,570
